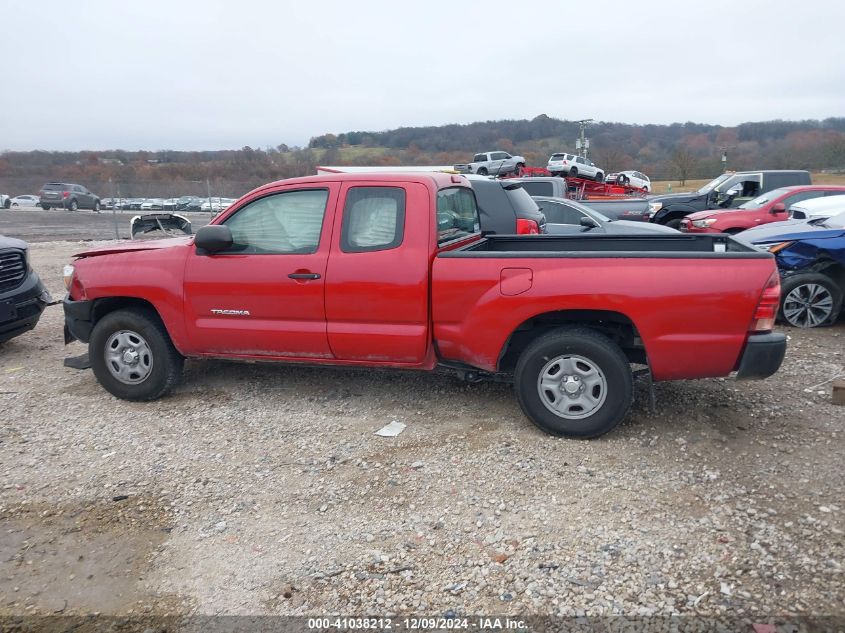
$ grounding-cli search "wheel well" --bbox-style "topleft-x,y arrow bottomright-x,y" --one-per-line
658,210 -> 688,224
92,297 -> 161,325
497,310 -> 646,372
815,259 -> 845,291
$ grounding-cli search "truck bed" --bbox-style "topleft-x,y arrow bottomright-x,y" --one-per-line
443,234 -> 766,257
432,233 -> 776,381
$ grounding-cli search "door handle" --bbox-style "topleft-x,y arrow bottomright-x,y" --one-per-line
288,272 -> 321,280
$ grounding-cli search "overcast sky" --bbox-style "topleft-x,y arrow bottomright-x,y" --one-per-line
2,0 -> 844,151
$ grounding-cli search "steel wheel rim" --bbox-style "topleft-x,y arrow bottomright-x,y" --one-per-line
537,354 -> 607,420
783,284 -> 834,327
104,330 -> 154,384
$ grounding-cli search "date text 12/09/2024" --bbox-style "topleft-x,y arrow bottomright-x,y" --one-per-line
307,617 -> 527,630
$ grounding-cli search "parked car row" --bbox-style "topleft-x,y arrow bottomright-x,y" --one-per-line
4,182 -> 238,213
100,196 -> 236,212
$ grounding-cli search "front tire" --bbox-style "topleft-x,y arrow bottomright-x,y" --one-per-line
779,273 -> 842,328
89,308 -> 184,400
665,218 -> 683,230
477,167 -> 488,176
514,327 -> 633,439
69,199 -> 78,212
41,204 -> 51,210
595,172 -> 604,183
93,200 -> 101,212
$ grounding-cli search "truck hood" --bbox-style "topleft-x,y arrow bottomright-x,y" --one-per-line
74,236 -> 194,258
648,192 -> 701,204
737,219 -> 845,244
685,208 -> 744,222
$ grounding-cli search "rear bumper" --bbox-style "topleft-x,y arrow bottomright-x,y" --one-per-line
0,272 -> 51,343
735,332 -> 787,380
63,296 -> 94,344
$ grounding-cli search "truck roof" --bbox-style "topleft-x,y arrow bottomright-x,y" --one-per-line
250,171 -> 466,198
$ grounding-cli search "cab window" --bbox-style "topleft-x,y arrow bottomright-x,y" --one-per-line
436,187 -> 479,244
222,189 -> 329,254
341,187 -> 405,253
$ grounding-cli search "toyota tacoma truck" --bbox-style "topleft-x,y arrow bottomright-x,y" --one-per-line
648,170 -> 811,229
62,172 -> 786,439
454,152 -> 526,177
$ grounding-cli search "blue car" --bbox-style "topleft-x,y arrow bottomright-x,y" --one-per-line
739,211 -> 845,328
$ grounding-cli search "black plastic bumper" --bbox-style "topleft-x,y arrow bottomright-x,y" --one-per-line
63,296 -> 94,344
0,272 -> 52,343
735,332 -> 787,380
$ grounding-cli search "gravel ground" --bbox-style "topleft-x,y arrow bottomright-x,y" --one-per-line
1,241 -> 843,625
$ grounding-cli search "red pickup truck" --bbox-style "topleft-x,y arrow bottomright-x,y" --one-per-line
62,172 -> 786,439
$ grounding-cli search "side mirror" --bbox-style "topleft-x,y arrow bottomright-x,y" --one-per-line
195,225 -> 233,254
579,216 -> 599,228
771,202 -> 786,214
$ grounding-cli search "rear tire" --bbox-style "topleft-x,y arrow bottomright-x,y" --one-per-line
569,167 -> 578,178
514,327 -> 633,439
779,273 -> 842,328
41,204 -> 51,210
89,308 -> 184,400
69,199 -> 78,212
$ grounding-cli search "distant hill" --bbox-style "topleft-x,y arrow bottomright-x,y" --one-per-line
2,115 -> 844,197
309,114 -> 845,180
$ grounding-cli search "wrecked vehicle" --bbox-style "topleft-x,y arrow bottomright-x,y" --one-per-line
739,210 -> 845,327
63,172 -> 785,439
0,234 -> 52,343
130,213 -> 193,240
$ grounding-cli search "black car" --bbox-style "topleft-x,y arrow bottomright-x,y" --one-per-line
39,182 -> 101,212
465,175 -> 547,234
533,196 -> 678,235
0,235 -> 52,343
647,170 -> 811,228
176,196 -> 202,211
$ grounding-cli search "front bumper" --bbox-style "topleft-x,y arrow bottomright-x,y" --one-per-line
63,296 -> 94,344
0,272 -> 52,343
735,332 -> 787,380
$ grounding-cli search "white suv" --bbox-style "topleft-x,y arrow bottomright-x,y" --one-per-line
547,153 -> 604,181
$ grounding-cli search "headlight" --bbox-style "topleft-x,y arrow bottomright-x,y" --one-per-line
648,202 -> 663,213
691,218 -> 717,228
766,241 -> 794,254
63,264 -> 75,291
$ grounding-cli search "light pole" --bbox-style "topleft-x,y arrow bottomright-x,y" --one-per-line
575,118 -> 593,158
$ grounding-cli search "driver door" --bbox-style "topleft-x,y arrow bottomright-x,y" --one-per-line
183,185 -> 339,358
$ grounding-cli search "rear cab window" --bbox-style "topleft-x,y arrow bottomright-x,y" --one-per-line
520,181 -> 554,197
436,187 -> 480,245
340,187 -> 406,253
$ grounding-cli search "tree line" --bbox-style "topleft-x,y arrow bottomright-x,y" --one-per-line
2,115 -> 844,197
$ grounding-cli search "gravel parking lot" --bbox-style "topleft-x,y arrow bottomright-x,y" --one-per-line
1,241 -> 843,626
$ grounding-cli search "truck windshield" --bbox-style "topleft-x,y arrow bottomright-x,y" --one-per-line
739,188 -> 790,210
437,187 -> 480,244
696,173 -> 732,194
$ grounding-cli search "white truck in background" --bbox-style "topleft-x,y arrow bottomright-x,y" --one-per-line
454,151 -> 526,176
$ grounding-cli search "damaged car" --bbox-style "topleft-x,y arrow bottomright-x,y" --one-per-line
130,213 -> 193,240
739,210 -> 845,327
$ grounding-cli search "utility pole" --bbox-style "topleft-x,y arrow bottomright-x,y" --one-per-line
719,146 -> 735,173
575,118 -> 594,158
109,177 -> 119,239
206,178 -> 213,216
